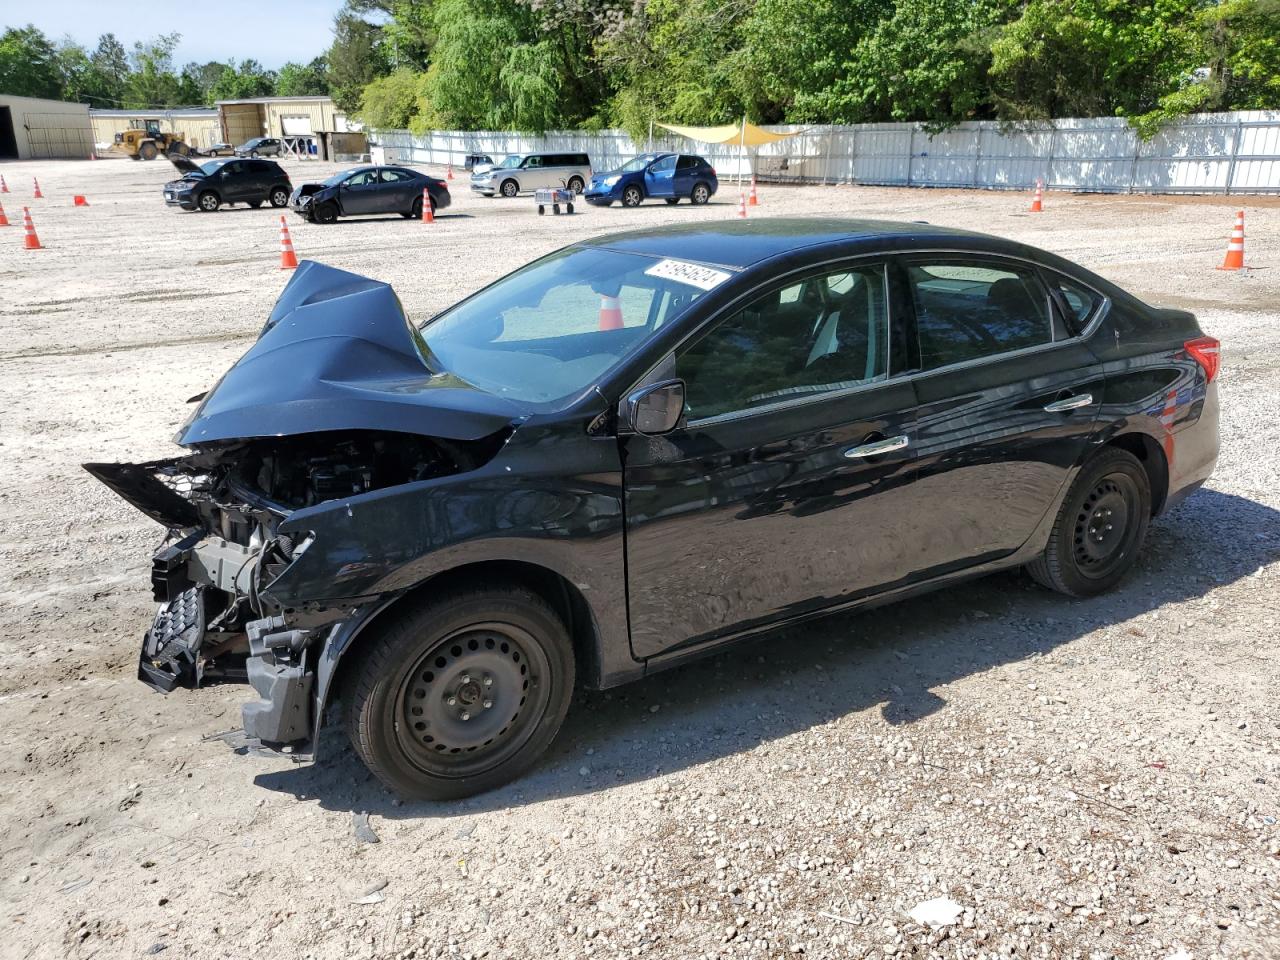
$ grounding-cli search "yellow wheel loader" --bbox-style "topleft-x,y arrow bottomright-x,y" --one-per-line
113,120 -> 192,161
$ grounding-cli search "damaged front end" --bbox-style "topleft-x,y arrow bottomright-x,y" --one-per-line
85,262 -> 520,757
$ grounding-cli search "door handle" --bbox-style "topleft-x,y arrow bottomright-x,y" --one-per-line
844,434 -> 910,459
1043,393 -> 1094,413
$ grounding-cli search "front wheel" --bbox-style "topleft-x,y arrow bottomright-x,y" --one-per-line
197,190 -> 220,212
311,201 -> 338,224
1028,448 -> 1151,597
500,179 -> 519,198
344,586 -> 575,800
622,184 -> 643,207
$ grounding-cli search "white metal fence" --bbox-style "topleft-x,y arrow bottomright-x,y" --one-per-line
372,110 -> 1280,195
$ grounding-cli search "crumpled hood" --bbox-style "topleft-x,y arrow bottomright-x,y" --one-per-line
178,261 -> 523,447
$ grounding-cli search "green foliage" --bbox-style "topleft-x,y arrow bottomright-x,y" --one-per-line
208,59 -> 277,101
328,9 -> 391,111
276,57 -> 331,97
359,66 -> 424,127
0,24 -> 61,98
124,34 -> 185,108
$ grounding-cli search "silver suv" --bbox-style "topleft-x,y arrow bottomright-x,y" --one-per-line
471,152 -> 592,198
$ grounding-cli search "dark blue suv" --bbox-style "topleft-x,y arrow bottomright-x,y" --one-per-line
584,153 -> 718,207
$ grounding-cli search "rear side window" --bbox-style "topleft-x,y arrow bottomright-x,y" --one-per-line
907,261 -> 1052,370
380,169 -> 414,182
677,155 -> 697,170
1054,277 -> 1099,328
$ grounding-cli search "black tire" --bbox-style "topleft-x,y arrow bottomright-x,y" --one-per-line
169,141 -> 189,156
1028,448 -> 1151,597
248,200 -> 263,208
269,186 -> 289,208
500,179 -> 519,198
250,150 -> 259,159
139,141 -> 158,161
664,197 -> 679,205
312,201 -> 338,224
566,201 -> 574,214
197,190 -> 220,212
344,586 -> 575,800
622,184 -> 643,207
537,205 -> 545,215
406,195 -> 424,219
690,182 -> 711,205
567,176 -> 584,194
128,153 -> 141,161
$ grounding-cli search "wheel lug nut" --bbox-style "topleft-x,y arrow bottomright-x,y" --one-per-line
483,676 -> 493,687
483,699 -> 493,709
447,697 -> 457,706
460,674 -> 471,684
1105,524 -> 1113,531
461,712 -> 471,721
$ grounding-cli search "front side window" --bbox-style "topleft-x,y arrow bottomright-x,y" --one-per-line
649,155 -> 676,173
907,260 -> 1052,370
523,156 -> 542,169
346,169 -> 378,186
676,264 -> 890,420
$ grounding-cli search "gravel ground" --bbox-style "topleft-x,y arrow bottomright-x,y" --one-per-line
0,158 -> 1277,960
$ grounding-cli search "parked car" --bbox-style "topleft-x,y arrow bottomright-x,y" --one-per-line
235,137 -> 284,158
200,142 -> 235,157
290,165 -> 451,223
585,152 -> 718,207
470,152 -> 592,197
163,156 -> 292,212
86,219 -> 1219,800
464,153 -> 494,171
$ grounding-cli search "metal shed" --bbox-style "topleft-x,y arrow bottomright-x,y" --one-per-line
0,94 -> 94,160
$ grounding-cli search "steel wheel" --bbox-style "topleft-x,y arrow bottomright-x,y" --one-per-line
394,623 -> 551,778
1028,447 -> 1151,597
345,586 -> 575,800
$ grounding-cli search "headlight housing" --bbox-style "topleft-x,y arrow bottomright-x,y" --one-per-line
602,175 -> 621,187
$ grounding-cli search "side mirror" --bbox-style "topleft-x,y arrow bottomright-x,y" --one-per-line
623,380 -> 685,436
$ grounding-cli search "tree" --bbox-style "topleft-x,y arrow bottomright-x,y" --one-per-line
277,57 -> 331,96
359,66 -> 424,127
0,25 -> 61,99
91,33 -> 130,105
208,59 -> 276,101
328,8 -> 390,110
125,34 -> 184,108
181,61 -> 230,104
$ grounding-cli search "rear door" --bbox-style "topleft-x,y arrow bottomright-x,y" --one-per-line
674,155 -> 699,197
378,168 -> 416,213
644,155 -> 676,198
622,260 -> 920,659
898,255 -> 1104,576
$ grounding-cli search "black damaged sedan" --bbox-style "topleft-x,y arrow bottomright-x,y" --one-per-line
290,164 -> 451,223
87,219 -> 1220,799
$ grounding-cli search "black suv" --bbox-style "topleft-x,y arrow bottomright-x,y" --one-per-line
164,156 -> 293,212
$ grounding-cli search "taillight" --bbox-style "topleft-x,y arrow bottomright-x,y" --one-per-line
710,167 -> 717,177
1185,336 -> 1220,383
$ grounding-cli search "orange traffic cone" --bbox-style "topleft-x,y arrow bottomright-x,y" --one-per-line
0,201 -> 9,226
421,187 -> 434,224
73,195 -> 88,207
748,175 -> 759,206
598,294 -> 623,331
446,164 -> 454,181
1029,179 -> 1043,213
22,207 -> 43,249
0,175 -> 8,193
33,177 -> 43,199
1217,210 -> 1246,271
278,216 -> 298,270
737,191 -> 747,218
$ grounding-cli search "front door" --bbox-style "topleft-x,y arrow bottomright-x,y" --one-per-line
644,155 -> 677,198
898,256 -> 1104,576
622,261 -> 920,659
216,161 -> 249,201
340,168 -> 383,214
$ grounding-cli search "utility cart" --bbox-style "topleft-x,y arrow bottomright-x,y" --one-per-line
535,187 -> 575,216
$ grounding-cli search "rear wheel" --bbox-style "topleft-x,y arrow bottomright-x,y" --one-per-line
407,195 -> 424,219
1028,448 -> 1151,597
344,586 -> 575,800
690,182 -> 711,205
567,176 -> 584,194
269,186 -> 289,208
139,141 -> 158,161
197,190 -> 220,212
622,184 -> 643,207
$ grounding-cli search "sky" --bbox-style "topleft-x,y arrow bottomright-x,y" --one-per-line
6,0 -> 348,69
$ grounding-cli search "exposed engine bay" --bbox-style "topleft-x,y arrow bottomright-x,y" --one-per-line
84,428 -> 500,750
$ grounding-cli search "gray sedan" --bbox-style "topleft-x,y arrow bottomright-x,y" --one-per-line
289,165 -> 453,223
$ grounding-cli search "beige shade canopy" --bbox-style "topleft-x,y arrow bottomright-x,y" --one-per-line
655,117 -> 804,182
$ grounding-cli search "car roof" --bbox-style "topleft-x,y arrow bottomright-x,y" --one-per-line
579,217 -> 1032,270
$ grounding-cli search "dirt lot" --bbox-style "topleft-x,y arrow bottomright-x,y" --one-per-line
1,158 -> 1277,960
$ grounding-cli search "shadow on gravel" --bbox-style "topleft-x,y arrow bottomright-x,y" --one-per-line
254,487 -> 1280,817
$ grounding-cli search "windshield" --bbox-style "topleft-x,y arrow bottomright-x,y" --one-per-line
418,247 -> 721,407
495,155 -> 522,169
240,138 -> 262,148
620,154 -> 659,172
196,160 -> 227,176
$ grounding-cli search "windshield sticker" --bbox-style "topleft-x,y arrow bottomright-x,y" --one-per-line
644,259 -> 732,291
